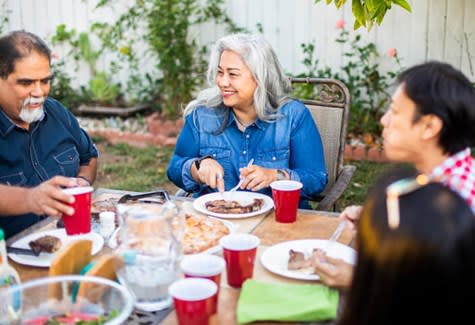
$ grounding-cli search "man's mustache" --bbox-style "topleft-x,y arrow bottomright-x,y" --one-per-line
23,97 -> 45,106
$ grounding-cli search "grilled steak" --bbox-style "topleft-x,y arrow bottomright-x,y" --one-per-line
205,198 -> 264,214
28,235 -> 62,254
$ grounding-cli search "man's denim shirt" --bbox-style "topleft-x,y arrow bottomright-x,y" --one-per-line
0,98 -> 98,238
167,99 -> 328,207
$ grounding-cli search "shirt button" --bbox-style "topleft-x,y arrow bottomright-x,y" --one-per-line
272,156 -> 276,161
213,154 -> 216,157
246,134 -> 250,139
243,151 -> 247,155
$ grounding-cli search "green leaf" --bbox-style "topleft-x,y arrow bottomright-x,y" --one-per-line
366,0 -> 377,12
370,2 -> 387,19
376,11 -> 387,25
335,0 -> 346,8
352,0 -> 366,28
392,0 -> 412,12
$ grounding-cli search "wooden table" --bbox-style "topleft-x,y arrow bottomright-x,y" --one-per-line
7,189 -> 351,325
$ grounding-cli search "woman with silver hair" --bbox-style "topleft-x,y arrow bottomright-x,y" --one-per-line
167,33 -> 327,207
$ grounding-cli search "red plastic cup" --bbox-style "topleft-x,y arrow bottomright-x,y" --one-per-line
270,180 -> 303,223
219,234 -> 260,288
169,278 -> 217,325
61,186 -> 94,235
180,254 -> 225,315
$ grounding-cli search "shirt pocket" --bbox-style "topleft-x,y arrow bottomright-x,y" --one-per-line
200,148 -> 232,164
52,146 -> 80,177
256,149 -> 289,168
0,171 -> 27,186
200,147 -> 232,174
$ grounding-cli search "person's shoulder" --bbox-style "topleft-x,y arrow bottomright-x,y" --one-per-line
191,105 -> 226,119
44,97 -> 72,117
279,99 -> 308,115
44,97 -> 68,110
44,97 -> 78,124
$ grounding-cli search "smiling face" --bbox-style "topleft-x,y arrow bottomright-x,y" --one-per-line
0,51 -> 52,128
216,50 -> 257,112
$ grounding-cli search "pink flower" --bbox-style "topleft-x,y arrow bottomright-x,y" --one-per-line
51,52 -> 60,60
335,19 -> 346,29
387,48 -> 398,58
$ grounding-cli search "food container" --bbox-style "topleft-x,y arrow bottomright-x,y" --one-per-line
0,275 -> 134,324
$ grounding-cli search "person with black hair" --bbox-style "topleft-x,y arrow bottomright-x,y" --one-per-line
0,31 -> 98,239
314,61 -> 475,288
337,167 -> 475,324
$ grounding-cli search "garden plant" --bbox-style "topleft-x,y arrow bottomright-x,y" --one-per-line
315,0 -> 412,30
292,20 -> 403,142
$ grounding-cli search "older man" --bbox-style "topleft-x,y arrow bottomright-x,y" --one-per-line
314,61 -> 475,288
0,31 -> 98,239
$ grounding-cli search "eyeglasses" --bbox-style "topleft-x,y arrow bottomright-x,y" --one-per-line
386,174 -> 431,229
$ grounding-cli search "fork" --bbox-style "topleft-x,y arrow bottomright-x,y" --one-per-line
323,220 -> 347,254
228,158 -> 254,193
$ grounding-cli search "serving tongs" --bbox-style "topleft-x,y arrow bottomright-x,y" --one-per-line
117,189 -> 170,204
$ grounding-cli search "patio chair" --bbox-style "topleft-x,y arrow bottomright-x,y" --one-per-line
289,77 -> 355,211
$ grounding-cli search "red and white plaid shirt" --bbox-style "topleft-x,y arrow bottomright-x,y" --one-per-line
431,148 -> 475,214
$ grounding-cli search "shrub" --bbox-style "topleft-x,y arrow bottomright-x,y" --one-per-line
293,23 -> 403,140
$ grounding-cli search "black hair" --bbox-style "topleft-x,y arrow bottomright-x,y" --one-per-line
0,30 -> 51,79
338,166 -> 475,325
397,61 -> 475,154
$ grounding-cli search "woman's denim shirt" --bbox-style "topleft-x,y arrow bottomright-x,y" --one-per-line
167,99 -> 328,207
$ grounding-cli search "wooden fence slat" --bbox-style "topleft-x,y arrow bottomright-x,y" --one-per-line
4,0 -> 475,87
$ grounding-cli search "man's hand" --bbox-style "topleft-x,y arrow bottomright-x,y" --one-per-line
24,176 -> 77,217
311,250 -> 354,289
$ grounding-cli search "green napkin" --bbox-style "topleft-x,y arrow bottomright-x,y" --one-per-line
237,280 -> 339,324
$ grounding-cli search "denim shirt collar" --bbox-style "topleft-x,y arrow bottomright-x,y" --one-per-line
228,109 -> 267,131
0,107 -> 47,136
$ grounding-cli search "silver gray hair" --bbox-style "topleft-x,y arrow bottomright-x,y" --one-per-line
183,33 -> 292,121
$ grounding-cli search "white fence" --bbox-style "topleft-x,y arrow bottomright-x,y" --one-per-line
2,0 -> 475,86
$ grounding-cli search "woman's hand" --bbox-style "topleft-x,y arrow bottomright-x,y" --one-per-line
239,165 -> 277,191
195,158 -> 225,192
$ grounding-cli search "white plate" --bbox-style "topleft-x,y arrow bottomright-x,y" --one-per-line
193,191 -> 274,219
8,229 -> 104,268
260,239 -> 357,281
108,216 -> 237,255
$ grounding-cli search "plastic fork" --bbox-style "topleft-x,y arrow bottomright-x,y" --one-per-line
229,158 -> 254,193
323,220 -> 347,254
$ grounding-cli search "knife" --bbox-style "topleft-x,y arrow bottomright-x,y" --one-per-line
7,246 -> 41,256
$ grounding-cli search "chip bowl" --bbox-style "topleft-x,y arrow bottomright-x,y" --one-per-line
0,275 -> 134,325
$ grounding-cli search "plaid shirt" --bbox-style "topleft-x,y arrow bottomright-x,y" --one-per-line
431,148 -> 475,214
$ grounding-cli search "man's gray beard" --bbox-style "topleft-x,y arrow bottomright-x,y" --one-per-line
19,99 -> 45,124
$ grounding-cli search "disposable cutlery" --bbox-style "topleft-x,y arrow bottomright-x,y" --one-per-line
228,158 -> 254,193
323,220 -> 347,254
